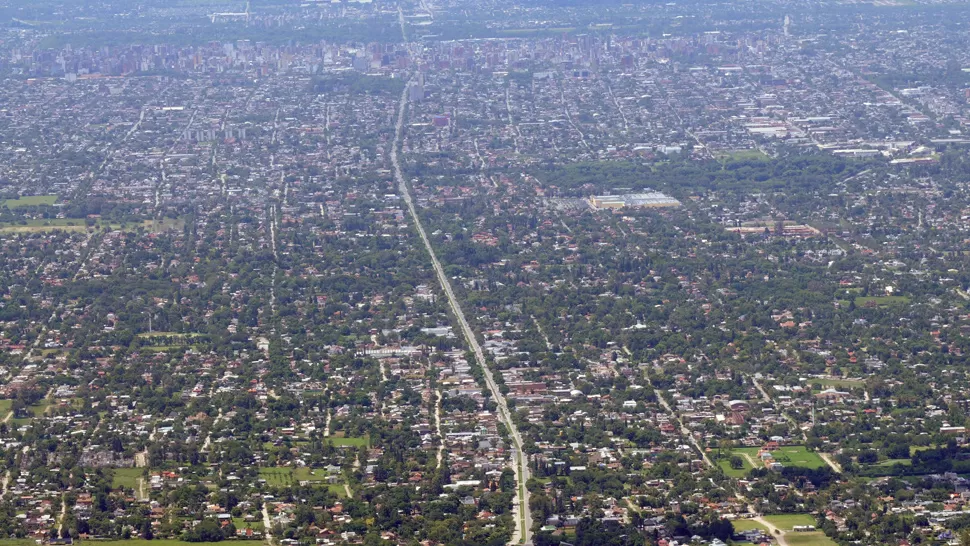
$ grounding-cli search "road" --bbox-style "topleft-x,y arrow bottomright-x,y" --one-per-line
818,452 -> 843,473
0,470 -> 10,498
751,514 -> 789,546
655,389 -> 713,468
638,356 -> 713,468
262,502 -> 274,545
57,493 -> 67,533
752,377 -> 842,474
435,389 -> 445,469
391,78 -> 532,545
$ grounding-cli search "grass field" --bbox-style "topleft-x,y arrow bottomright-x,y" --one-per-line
232,517 -> 263,531
814,378 -> 865,388
876,458 -> 912,466
112,467 -> 144,490
328,436 -> 369,448
732,519 -> 769,533
8,401 -> 50,427
136,332 -> 205,339
30,402 -> 49,417
0,540 -> 40,546
144,217 -> 186,233
911,445 -> 935,456
65,538 -> 229,546
497,27 -> 577,36
258,467 -> 330,486
736,446 -> 828,470
0,218 -> 117,233
717,456 -> 754,478
140,345 -> 201,352
786,532 -> 837,546
329,484 -> 348,498
763,514 -> 817,530
855,296 -> 910,307
3,195 -> 57,208
718,149 -> 767,161
0,400 -> 13,417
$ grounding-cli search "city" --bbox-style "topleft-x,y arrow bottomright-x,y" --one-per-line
0,0 -> 968,546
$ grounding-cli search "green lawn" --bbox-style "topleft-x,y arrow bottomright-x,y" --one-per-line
72,538 -> 229,546
0,218 -> 118,233
292,467 -> 330,482
732,519 -> 769,533
910,445 -> 935,456
3,195 -> 57,208
855,296 -> 910,307
328,435 -> 369,448
143,217 -> 186,233
814,378 -> 865,389
8,401 -> 49,426
259,467 -> 331,486
876,458 -> 912,466
136,332 -> 205,339
112,467 -> 144,490
763,514 -> 818,530
0,539 -> 38,546
717,456 -> 753,478
718,149 -> 767,161
140,345 -> 201,353
232,517 -> 263,531
30,402 -> 49,417
329,484 -> 348,498
259,467 -> 297,486
0,400 -> 13,417
736,446 -> 827,470
785,532 -> 837,546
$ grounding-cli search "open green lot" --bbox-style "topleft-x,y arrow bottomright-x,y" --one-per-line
329,484 -> 348,498
232,517 -> 263,531
732,519 -> 769,533
813,378 -> 865,389
717,455 -> 754,478
763,514 -> 818,530
63,538 -> 229,546
8,401 -> 51,427
0,539 -> 37,546
144,217 -> 186,233
3,195 -> 57,208
718,149 -> 767,161
136,332 -> 205,339
785,532 -> 837,546
258,467 -> 330,486
111,467 -> 144,490
876,458 -> 912,467
328,435 -> 369,448
735,446 -> 828,470
0,218 -> 119,233
855,296 -> 910,307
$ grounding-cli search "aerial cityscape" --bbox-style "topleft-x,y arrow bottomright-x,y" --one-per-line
2,0 -> 970,545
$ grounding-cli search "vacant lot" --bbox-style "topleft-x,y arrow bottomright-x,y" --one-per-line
259,467 -> 330,486
855,296 -> 910,307
763,514 -> 818,530
785,532 -> 837,546
3,195 -> 57,208
0,218 -> 118,233
736,446 -> 828,470
112,468 -> 143,490
717,455 -> 754,478
328,435 -> 369,448
732,519 -> 769,533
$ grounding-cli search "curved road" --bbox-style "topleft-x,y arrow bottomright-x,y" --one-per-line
391,79 -> 532,545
